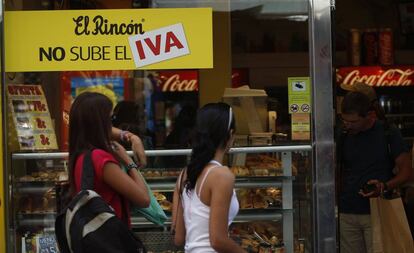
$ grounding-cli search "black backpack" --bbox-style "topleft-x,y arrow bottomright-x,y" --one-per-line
55,150 -> 146,253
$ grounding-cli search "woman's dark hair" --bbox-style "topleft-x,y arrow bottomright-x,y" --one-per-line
165,104 -> 197,148
68,92 -> 114,193
112,100 -> 143,137
342,91 -> 373,117
184,102 -> 235,192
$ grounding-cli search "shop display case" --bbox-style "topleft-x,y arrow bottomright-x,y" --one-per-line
9,145 -> 311,253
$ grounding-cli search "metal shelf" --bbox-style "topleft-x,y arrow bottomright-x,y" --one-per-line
233,211 -> 285,223
131,209 -> 289,227
11,145 -> 312,160
146,177 -> 293,191
16,185 -> 54,194
17,216 -> 56,227
147,182 -> 175,192
16,210 -> 288,227
385,113 -> 414,118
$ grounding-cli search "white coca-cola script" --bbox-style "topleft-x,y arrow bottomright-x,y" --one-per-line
338,68 -> 414,86
161,74 -> 198,92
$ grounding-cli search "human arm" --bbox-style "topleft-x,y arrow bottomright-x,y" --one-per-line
208,170 -> 247,253
361,152 -> 412,197
360,127 -> 412,197
103,142 -> 150,207
386,152 -> 412,189
111,127 -> 147,168
172,171 -> 186,246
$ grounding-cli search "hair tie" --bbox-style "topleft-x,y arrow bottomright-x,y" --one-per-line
228,107 -> 232,130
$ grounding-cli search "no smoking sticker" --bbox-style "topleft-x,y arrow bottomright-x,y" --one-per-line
290,104 -> 299,113
301,104 -> 310,112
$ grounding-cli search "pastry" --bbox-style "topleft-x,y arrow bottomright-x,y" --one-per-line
253,195 -> 268,209
19,196 -> 33,213
57,171 -> 68,181
252,169 -> 269,176
154,192 -> 166,201
160,200 -> 172,211
19,175 -> 35,182
146,171 -> 155,177
266,188 -> 281,198
270,236 -> 281,246
230,167 -> 237,175
41,197 -> 49,212
262,196 -> 275,206
39,172 -> 49,180
239,193 -> 254,209
240,167 -> 250,176
292,164 -> 298,176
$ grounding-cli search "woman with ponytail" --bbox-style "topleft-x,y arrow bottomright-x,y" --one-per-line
172,103 -> 246,253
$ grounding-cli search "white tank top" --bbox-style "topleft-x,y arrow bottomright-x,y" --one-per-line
181,160 -> 239,253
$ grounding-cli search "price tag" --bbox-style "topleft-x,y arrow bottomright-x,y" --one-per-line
36,235 -> 59,253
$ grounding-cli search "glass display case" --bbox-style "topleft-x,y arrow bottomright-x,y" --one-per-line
9,145 -> 311,253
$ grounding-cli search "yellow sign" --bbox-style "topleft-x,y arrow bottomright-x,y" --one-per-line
5,8 -> 213,72
291,113 -> 311,140
7,85 -> 58,150
288,77 -> 311,114
0,72 -> 4,253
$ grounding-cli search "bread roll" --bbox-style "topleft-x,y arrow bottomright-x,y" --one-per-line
154,192 -> 166,201
19,175 -> 35,182
253,195 -> 268,209
160,200 -> 172,211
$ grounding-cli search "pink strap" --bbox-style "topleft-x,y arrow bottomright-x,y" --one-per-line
196,165 -> 220,197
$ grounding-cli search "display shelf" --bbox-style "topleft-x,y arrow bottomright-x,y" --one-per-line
10,146 -> 309,253
335,50 -> 414,66
131,209 -> 288,227
11,145 -> 312,160
17,216 -> 56,227
147,177 -> 293,192
15,185 -> 54,194
385,113 -> 414,118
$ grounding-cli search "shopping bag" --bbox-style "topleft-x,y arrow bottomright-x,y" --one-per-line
122,165 -> 168,226
370,196 -> 414,253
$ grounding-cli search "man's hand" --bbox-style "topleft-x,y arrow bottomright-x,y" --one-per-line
359,179 -> 385,198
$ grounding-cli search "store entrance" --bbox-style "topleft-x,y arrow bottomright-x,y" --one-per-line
2,1 -> 336,253
334,1 -> 414,252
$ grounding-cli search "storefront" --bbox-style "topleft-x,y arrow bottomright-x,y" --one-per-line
0,1 -> 335,253
334,0 -> 414,146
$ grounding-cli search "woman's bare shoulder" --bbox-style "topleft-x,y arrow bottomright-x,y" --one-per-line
209,166 -> 235,182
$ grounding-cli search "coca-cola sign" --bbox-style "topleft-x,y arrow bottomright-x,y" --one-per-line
336,66 -> 414,87
158,71 -> 198,92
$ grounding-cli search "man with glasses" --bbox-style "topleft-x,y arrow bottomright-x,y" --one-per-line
338,90 -> 411,253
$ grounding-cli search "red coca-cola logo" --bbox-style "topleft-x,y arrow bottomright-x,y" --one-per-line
158,71 -> 198,92
336,66 -> 414,86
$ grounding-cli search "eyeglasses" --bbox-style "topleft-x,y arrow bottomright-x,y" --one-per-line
340,115 -> 364,125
